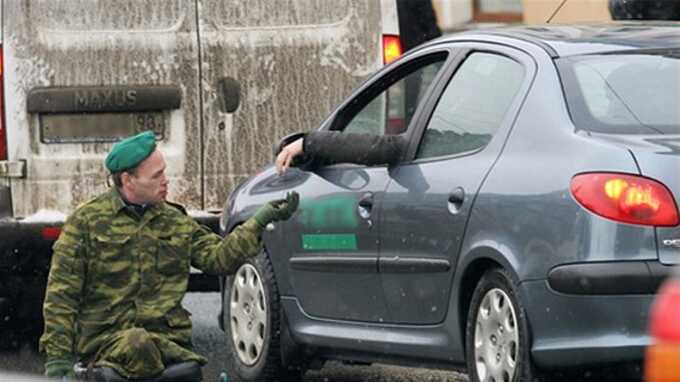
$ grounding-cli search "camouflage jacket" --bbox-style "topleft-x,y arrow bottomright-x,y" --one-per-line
39,188 -> 263,363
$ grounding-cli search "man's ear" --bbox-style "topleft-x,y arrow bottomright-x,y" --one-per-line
120,172 -> 133,188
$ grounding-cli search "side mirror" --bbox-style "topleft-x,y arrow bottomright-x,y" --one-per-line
217,77 -> 240,113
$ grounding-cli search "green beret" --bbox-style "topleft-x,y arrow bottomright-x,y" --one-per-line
105,131 -> 157,172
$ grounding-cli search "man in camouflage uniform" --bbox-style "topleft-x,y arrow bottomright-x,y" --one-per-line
40,131 -> 298,380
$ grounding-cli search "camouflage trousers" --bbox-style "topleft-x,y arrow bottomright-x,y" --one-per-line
92,328 -> 206,379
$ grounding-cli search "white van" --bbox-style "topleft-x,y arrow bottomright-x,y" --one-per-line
0,0 -> 399,346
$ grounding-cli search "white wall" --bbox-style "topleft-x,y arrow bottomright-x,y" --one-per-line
432,0 -> 474,30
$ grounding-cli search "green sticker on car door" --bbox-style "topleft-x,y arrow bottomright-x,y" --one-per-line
302,234 -> 357,250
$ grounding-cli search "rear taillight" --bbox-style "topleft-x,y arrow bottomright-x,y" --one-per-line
0,46 -> 5,161
571,173 -> 679,226
645,280 -> 680,382
383,34 -> 402,65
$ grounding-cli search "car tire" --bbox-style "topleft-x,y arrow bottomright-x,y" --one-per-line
465,267 -> 540,382
222,249 -> 304,382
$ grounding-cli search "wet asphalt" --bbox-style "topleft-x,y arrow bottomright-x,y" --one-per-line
0,292 -> 467,382
0,293 -> 643,382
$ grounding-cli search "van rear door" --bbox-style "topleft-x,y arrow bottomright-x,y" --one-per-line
197,0 -> 384,210
4,0 -> 203,218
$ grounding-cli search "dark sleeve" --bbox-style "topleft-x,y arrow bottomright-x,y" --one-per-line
303,131 -> 407,166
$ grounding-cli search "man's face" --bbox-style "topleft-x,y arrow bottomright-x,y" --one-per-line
123,149 -> 168,205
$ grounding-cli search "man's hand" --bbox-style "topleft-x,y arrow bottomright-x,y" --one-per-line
275,138 -> 304,175
44,359 -> 75,379
253,191 -> 300,227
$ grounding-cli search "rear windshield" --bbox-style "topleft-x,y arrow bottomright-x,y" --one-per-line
557,51 -> 680,135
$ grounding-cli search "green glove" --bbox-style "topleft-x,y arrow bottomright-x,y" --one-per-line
253,191 -> 300,227
44,358 -> 75,379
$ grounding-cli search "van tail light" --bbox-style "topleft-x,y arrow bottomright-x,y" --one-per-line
645,280 -> 680,382
0,46 -> 5,161
383,34 -> 402,65
570,173 -> 679,226
41,227 -> 62,241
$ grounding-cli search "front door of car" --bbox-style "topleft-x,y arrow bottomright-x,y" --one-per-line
379,46 -> 534,324
287,51 -> 451,322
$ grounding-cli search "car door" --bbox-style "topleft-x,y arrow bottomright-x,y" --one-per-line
379,44 -> 535,324
283,49 -> 452,322
4,0 -> 203,215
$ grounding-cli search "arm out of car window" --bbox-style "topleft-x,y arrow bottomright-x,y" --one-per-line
276,131 -> 407,174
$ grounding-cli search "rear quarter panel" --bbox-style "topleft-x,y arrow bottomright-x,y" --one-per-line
457,46 -> 656,284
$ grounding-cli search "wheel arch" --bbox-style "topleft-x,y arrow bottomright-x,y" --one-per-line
455,245 -> 523,356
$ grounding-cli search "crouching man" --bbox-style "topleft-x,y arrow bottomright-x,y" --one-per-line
40,131 -> 298,380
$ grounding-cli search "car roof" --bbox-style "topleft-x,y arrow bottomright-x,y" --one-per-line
441,21 -> 680,58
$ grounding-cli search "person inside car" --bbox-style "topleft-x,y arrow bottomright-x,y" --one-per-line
275,131 -> 407,175
40,131 -> 299,380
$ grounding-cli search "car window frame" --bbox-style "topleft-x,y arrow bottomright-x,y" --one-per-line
403,42 -> 538,164
310,44 -> 462,170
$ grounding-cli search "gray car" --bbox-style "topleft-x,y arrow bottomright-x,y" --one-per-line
218,23 -> 679,382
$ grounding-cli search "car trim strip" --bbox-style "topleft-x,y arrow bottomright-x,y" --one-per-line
289,256 -> 377,273
378,257 -> 450,273
548,261 -> 672,295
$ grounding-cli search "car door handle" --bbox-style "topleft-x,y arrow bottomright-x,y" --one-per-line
448,187 -> 465,214
448,187 -> 465,204
358,193 -> 373,219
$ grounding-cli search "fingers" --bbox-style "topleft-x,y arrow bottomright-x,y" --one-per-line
276,138 -> 304,176
283,152 -> 293,173
276,149 -> 294,175
275,150 -> 288,175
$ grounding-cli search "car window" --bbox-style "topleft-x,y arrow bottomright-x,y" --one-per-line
558,52 -> 680,134
416,52 -> 525,159
339,54 -> 447,136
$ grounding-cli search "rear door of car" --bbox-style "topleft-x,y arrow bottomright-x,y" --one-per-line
378,43 -> 536,324
4,0 -> 203,217
196,0 -> 384,211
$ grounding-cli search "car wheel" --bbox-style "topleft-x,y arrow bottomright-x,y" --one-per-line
465,267 -> 539,382
222,249 -> 303,382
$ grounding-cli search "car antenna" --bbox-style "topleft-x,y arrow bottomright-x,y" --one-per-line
546,0 -> 568,23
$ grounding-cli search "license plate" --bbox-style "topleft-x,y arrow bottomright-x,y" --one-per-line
40,112 -> 166,143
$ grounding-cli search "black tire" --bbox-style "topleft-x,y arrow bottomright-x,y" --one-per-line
465,267 -> 540,382
222,250 -> 304,382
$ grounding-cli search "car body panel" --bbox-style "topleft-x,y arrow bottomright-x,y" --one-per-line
522,279 -> 652,368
